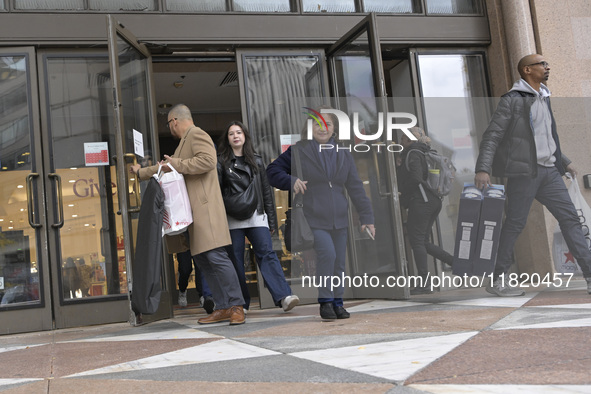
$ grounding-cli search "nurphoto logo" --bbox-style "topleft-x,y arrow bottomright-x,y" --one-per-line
303,107 -> 418,152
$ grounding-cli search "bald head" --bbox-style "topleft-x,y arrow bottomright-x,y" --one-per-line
169,104 -> 193,121
515,53 -> 550,91
517,54 -> 543,78
167,104 -> 195,139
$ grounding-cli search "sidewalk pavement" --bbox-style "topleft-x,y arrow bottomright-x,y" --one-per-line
1,279 -> 591,393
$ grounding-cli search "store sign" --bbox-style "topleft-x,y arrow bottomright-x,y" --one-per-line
73,179 -> 117,198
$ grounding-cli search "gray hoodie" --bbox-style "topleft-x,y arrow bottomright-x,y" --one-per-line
510,79 -> 556,167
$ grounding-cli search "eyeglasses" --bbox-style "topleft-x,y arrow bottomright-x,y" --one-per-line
526,61 -> 549,68
166,118 -> 177,129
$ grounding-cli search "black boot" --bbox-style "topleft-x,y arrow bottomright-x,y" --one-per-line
334,306 -> 350,319
202,296 -> 215,314
319,302 -> 337,320
410,285 -> 433,295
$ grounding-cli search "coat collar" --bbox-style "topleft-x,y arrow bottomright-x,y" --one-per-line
176,125 -> 196,154
227,151 -> 253,177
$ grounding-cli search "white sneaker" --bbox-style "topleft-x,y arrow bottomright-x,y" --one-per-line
178,291 -> 187,307
281,295 -> 300,312
485,278 -> 525,297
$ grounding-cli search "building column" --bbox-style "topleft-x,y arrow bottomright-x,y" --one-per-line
500,0 -> 537,80
496,0 -> 554,277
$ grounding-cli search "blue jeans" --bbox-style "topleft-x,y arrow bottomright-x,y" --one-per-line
176,250 -> 212,298
312,227 -> 348,307
495,166 -> 591,278
230,227 -> 291,309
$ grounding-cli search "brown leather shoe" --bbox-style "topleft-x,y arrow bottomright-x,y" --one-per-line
198,308 -> 231,324
229,305 -> 245,325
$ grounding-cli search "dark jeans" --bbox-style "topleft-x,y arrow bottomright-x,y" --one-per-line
312,227 -> 348,307
176,250 -> 212,297
406,195 -> 453,279
495,166 -> 591,278
193,247 -> 245,311
229,227 -> 291,309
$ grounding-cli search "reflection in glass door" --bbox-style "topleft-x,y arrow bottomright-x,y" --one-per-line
0,48 -> 53,334
413,51 -> 491,279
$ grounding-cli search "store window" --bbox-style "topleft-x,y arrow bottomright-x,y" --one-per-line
88,0 -> 157,11
14,0 -> 157,10
233,0 -> 290,12
425,0 -> 481,14
241,54 -> 324,163
166,0 -> 225,12
363,0 -> 418,13
166,0 -> 290,12
14,0 -> 83,10
0,55 -> 40,307
302,0 -> 355,13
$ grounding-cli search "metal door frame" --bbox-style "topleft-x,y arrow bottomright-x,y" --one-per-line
0,46 -> 54,334
107,15 -> 172,324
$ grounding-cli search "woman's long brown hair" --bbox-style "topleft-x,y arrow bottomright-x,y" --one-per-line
218,120 -> 259,173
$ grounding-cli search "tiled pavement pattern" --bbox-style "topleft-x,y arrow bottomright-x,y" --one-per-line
1,279 -> 591,393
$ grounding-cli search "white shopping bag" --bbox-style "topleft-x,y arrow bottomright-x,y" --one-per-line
552,176 -> 588,275
155,163 -> 193,236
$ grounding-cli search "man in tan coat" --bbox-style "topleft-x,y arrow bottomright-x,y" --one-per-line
131,104 -> 245,325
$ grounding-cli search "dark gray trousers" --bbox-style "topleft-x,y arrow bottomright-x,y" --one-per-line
495,166 -> 591,278
194,246 -> 244,310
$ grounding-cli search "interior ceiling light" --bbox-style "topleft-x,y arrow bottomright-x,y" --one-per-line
159,103 -> 172,109
173,75 -> 186,89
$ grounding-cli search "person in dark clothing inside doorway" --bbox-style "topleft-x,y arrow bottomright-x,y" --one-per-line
398,127 -> 454,295
176,249 -> 214,314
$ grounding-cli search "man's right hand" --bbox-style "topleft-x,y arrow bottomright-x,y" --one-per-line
474,171 -> 491,189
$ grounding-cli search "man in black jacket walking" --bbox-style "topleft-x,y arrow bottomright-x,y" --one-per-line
475,53 -> 591,297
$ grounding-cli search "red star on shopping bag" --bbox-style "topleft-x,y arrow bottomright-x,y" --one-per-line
175,221 -> 180,226
564,251 -> 575,264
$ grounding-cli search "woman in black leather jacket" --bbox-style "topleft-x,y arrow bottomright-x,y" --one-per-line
217,121 -> 299,312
